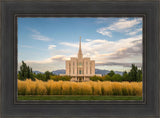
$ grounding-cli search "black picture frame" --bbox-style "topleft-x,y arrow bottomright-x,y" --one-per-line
1,0 -> 160,117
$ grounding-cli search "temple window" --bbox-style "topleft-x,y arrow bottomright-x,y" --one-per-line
79,62 -> 82,66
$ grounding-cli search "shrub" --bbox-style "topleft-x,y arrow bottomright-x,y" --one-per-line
90,75 -> 101,81
103,75 -> 112,81
50,75 -> 71,81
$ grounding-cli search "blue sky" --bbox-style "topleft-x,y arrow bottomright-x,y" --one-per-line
18,17 -> 142,72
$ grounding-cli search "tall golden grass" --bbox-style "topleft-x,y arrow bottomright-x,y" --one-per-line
18,79 -> 142,96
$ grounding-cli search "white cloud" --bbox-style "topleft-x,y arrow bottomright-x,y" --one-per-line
86,39 -> 92,42
127,28 -> 142,36
25,55 -> 66,64
107,18 -> 141,31
50,55 -> 66,61
60,42 -> 78,48
48,45 -> 56,50
30,28 -> 52,41
32,34 -> 52,41
97,18 -> 142,37
29,28 -> 40,34
96,29 -> 112,37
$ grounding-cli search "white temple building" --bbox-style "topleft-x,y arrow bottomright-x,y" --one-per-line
60,37 -> 101,82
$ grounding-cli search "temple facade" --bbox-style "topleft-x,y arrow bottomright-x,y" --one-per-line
60,37 -> 101,82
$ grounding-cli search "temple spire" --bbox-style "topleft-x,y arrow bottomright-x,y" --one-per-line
78,36 -> 83,58
79,36 -> 81,51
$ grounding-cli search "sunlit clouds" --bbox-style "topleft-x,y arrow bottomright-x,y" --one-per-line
97,18 -> 142,37
48,45 -> 56,50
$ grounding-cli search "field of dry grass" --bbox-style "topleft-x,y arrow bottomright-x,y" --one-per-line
18,79 -> 142,96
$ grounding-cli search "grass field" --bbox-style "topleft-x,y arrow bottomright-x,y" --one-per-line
18,79 -> 142,96
18,95 -> 142,100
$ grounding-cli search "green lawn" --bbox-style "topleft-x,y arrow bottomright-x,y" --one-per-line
18,95 -> 142,100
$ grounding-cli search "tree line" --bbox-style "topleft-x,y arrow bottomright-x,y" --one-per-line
90,64 -> 142,82
18,61 -> 71,81
18,61 -> 142,82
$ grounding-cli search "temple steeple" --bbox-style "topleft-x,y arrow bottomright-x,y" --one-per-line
78,36 -> 83,59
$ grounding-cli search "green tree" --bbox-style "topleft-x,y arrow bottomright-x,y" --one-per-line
60,76 -> 71,81
108,70 -> 115,77
44,71 -> 52,81
18,61 -> 34,80
103,75 -> 112,81
111,74 -> 122,81
35,73 -> 46,81
137,69 -> 142,81
128,64 -> 137,81
128,64 -> 142,82
122,71 -> 129,81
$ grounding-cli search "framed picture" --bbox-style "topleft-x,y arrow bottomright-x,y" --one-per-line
1,0 -> 160,118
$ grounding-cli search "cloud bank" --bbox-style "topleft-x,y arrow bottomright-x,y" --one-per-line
97,18 -> 142,37
19,34 -> 142,72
